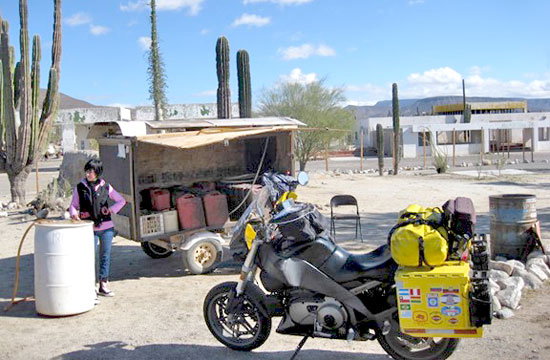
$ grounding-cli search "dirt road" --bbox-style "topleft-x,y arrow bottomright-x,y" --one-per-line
1,170 -> 549,360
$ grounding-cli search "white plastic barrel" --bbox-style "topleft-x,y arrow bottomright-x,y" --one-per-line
34,220 -> 95,316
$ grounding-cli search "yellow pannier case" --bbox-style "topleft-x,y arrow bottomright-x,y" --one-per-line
395,261 -> 483,338
389,204 -> 448,267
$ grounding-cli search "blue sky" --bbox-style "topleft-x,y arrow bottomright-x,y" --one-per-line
1,0 -> 550,108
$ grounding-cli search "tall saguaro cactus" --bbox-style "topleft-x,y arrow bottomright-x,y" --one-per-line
0,0 -> 62,205
392,83 -> 400,175
216,36 -> 231,119
148,0 -> 168,121
236,49 -> 251,118
376,123 -> 384,176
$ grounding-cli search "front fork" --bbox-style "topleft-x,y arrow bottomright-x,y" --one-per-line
235,239 -> 261,295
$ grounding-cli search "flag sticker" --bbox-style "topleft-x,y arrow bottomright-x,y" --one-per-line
427,293 -> 439,308
443,288 -> 460,294
430,287 -> 442,292
410,289 -> 421,303
400,304 -> 411,311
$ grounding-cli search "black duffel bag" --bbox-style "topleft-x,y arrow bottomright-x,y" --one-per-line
271,202 -> 329,252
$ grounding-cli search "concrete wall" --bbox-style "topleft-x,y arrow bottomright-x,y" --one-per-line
57,107 -> 122,124
133,103 -> 239,121
58,103 -> 241,152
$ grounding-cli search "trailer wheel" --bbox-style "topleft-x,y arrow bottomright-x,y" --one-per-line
141,241 -> 174,259
184,240 -> 219,274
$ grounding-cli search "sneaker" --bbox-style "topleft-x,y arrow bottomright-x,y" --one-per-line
98,281 -> 115,297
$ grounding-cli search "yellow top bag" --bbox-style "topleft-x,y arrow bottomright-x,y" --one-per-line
389,204 -> 449,267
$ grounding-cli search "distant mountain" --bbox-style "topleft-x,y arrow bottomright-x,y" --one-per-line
347,96 -> 550,118
39,89 -> 97,109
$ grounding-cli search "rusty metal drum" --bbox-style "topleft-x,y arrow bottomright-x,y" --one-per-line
489,194 -> 537,259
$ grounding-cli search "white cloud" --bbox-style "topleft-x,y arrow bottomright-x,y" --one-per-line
316,44 -> 336,57
138,36 -> 152,51
120,0 -> 204,15
346,66 -> 550,105
194,89 -> 217,96
280,68 -> 318,85
66,12 -> 92,26
407,67 -> 462,86
90,25 -> 110,36
280,43 -> 336,60
232,13 -> 271,28
243,0 -> 313,5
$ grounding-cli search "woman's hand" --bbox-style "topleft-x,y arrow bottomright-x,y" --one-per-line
71,214 -> 81,221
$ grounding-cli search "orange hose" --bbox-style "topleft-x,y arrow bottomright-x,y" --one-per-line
4,221 -> 37,312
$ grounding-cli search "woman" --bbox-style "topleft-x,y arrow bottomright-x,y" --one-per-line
69,159 -> 126,297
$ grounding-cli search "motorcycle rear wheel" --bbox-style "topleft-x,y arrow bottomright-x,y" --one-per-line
377,322 -> 460,360
203,282 -> 271,351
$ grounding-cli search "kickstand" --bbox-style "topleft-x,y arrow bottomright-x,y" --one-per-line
289,336 -> 309,360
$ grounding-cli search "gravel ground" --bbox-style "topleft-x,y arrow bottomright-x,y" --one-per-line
1,159 -> 549,360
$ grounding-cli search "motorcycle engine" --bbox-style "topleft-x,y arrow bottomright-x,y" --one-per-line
288,292 -> 348,331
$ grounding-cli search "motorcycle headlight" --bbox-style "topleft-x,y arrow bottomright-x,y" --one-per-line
245,224 -> 257,250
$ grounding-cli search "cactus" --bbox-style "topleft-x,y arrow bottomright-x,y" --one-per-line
464,103 -> 472,123
148,0 -> 168,121
216,36 -> 231,119
237,49 -> 251,118
376,123 -> 384,176
392,83 -> 400,175
0,0 -> 61,205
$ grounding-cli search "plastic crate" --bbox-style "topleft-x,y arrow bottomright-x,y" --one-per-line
395,261 -> 483,338
140,213 -> 164,237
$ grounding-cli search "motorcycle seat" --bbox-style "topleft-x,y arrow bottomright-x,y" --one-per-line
319,244 -> 396,284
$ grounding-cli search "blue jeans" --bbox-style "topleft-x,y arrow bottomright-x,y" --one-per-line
94,228 -> 115,281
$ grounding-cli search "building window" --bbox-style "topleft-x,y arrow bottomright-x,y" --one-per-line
436,131 -> 473,145
418,132 -> 432,146
539,127 -> 550,141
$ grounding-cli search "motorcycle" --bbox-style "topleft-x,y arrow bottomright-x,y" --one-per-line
204,172 -> 462,360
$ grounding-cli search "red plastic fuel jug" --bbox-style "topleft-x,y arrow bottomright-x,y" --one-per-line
150,189 -> 171,211
176,194 -> 206,230
202,191 -> 229,228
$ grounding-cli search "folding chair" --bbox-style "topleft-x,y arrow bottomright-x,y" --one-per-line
330,195 -> 363,242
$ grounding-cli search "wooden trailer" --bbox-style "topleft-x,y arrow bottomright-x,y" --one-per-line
88,118 -> 301,273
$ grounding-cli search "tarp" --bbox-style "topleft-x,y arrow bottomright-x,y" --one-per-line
136,126 -> 297,150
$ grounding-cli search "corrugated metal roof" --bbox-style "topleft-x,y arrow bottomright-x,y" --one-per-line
144,117 -> 305,129
88,117 -> 305,138
136,126 -> 297,149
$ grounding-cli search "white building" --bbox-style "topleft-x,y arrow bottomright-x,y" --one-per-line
356,103 -> 550,158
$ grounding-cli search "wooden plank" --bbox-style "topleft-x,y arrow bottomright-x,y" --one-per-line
132,140 -> 141,240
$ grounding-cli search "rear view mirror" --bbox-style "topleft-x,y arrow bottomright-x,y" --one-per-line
297,172 -> 309,186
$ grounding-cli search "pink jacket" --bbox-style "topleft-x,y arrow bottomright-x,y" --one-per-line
69,178 -> 126,231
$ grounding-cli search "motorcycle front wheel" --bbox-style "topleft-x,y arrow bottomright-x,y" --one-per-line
203,282 -> 271,351
377,318 -> 460,360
